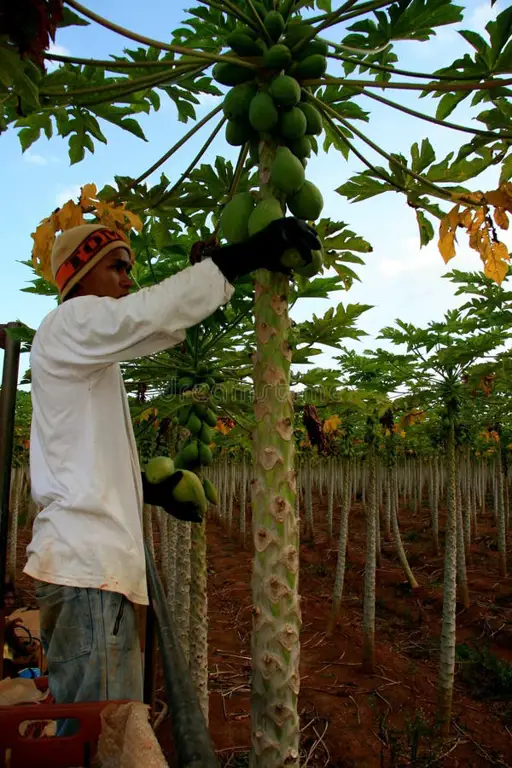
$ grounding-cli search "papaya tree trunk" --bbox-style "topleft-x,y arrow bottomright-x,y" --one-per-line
167,514 -> 178,608
175,520 -> 192,663
250,140 -> 301,767
362,447 -> 377,674
391,466 -> 418,589
497,458 -> 507,577
430,457 -> 440,556
304,456 -> 314,540
384,468 -> 392,539
327,459 -> 351,635
437,422 -> 458,736
456,479 -> 470,609
327,459 -> 335,541
240,456 -> 248,545
6,467 -> 22,583
189,519 -> 209,722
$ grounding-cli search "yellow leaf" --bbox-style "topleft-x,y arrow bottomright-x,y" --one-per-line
399,431 -> 406,439
447,204 -> 460,230
483,241 -> 510,285
31,214 -> 59,282
438,227 -> 456,264
490,430 -> 500,443
57,200 -> 84,231
323,414 -> 341,434
460,208 -> 473,229
80,183 -> 98,209
494,207 -> 509,231
468,207 -> 486,234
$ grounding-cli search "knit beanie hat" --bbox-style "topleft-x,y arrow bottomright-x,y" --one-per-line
51,223 -> 134,299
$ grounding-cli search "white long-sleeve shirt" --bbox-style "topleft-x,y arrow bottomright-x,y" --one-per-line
24,259 -> 234,605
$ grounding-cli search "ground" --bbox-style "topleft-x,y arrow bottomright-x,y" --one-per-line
12,489 -> 512,767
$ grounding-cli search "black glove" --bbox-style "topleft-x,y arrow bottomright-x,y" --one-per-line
209,217 -> 321,283
141,472 -> 204,524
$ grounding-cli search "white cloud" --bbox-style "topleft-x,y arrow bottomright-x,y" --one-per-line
24,152 -> 49,166
56,185 -> 82,207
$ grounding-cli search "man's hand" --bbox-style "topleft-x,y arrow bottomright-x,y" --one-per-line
141,471 -> 204,523
207,216 -> 321,283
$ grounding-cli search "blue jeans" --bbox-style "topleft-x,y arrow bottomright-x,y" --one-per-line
35,581 -> 143,734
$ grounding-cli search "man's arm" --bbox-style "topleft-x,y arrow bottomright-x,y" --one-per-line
43,259 -> 233,367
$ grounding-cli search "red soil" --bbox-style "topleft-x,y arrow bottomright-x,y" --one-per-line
12,493 -> 512,767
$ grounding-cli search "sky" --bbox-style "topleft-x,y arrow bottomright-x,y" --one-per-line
1,0 -> 510,381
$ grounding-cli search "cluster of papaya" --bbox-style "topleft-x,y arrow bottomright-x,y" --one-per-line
174,401 -> 217,481
216,1 -> 327,278
145,455 -> 210,519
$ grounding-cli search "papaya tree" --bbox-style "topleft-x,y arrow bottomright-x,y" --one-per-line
3,1 -> 512,763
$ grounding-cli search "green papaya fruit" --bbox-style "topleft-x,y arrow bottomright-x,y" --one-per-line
280,106 -> 307,139
145,456 -> 175,485
283,23 -> 311,48
193,403 -> 208,419
202,478 -> 218,505
263,44 -> 292,70
270,146 -> 305,195
296,38 -> 328,60
178,376 -> 194,392
178,405 -> 192,427
225,119 -> 253,146
293,54 -> 327,80
248,196 -> 283,236
205,376 -> 217,389
280,248 -> 307,269
234,24 -> 258,40
205,407 -> 218,428
213,61 -> 255,86
186,411 -> 202,435
288,135 -> 311,159
279,0 -> 296,17
253,1 -> 267,19
198,442 -> 213,466
227,32 -> 265,57
172,469 -> 208,515
222,82 -> 257,121
173,452 -> 185,469
249,92 -> 279,132
199,423 -> 214,445
264,11 -> 285,42
182,439 -> 199,466
300,157 -> 308,168
298,102 -> 323,135
294,248 -> 323,277
287,180 -> 324,220
268,74 -> 300,107
220,192 -> 255,244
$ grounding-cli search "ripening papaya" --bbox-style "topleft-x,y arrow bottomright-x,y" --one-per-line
269,74 -> 301,107
270,146 -> 305,195
248,196 -> 283,236
287,180 -> 324,220
223,82 -> 257,121
249,92 -> 279,132
293,54 -> 327,80
225,119 -> 253,146
220,192 -> 255,244
171,469 -> 208,516
145,456 -> 175,485
263,44 -> 292,71
294,248 -> 323,277
298,102 -> 323,135
186,411 -> 202,435
264,11 -> 285,42
202,478 -> 218,505
280,106 -> 307,140
213,61 -> 255,86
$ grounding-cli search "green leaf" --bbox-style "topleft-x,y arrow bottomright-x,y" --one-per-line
500,153 -> 512,184
57,7 -> 90,27
411,139 -> 435,174
18,125 -> 42,152
416,210 -> 435,247
435,91 -> 469,121
68,133 -> 85,165
336,172 -> 394,203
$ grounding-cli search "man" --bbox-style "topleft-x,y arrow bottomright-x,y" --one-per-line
23,217 -> 319,709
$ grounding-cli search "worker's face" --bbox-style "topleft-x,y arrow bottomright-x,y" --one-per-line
77,247 -> 134,299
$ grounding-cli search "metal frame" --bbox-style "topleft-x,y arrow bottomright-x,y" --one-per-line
0,323 -> 21,680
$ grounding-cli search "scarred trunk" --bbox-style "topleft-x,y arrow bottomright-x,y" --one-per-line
437,423 -> 458,736
327,459 -> 351,635
189,520 -> 209,722
362,448 -> 376,674
250,141 -> 301,768
391,466 -> 418,590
